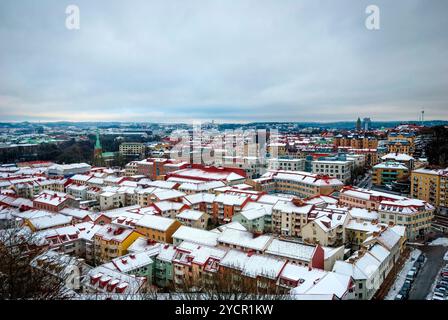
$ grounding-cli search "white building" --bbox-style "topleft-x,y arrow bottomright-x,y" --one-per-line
267,158 -> 305,172
311,159 -> 353,183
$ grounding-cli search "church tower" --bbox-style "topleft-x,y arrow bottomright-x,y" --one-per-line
93,129 -> 104,166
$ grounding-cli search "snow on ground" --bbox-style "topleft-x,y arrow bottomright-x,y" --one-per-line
444,251 -> 448,262
429,238 -> 448,247
384,249 -> 422,300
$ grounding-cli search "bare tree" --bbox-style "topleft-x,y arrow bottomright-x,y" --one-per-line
0,227 -> 71,300
144,266 -> 291,300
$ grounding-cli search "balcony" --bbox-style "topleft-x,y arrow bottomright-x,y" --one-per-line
174,268 -> 185,276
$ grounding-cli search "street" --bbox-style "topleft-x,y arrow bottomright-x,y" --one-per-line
356,172 -> 372,189
408,245 -> 448,300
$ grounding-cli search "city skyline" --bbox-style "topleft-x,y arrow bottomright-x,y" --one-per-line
1,0 -> 448,123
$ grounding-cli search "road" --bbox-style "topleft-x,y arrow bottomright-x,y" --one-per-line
408,245 -> 448,300
356,172 -> 372,189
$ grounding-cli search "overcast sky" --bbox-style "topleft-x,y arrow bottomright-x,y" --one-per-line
0,0 -> 447,123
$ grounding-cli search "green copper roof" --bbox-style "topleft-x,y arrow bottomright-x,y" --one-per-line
95,129 -> 102,149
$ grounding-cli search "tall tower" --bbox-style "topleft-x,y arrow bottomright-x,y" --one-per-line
93,129 -> 103,166
356,117 -> 362,131
421,108 -> 425,126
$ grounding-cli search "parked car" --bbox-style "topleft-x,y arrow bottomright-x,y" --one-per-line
436,283 -> 448,291
435,287 -> 447,295
417,254 -> 425,263
402,281 -> 412,294
432,295 -> 445,301
399,288 -> 409,299
433,291 -> 445,299
438,280 -> 448,287
394,294 -> 405,300
411,266 -> 418,275
406,271 -> 416,282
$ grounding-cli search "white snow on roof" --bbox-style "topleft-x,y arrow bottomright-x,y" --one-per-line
345,220 -> 383,233
156,244 -> 177,262
217,228 -> 272,251
153,201 -> 185,212
183,192 -> 216,205
28,214 -> 72,230
280,263 -> 327,291
94,224 -> 136,242
292,271 -> 351,299
172,226 -> 219,247
174,241 -> 226,266
84,265 -> 145,294
127,236 -> 161,253
381,153 -> 414,162
241,254 -> 286,279
273,200 -> 313,214
211,221 -> 247,233
373,162 -> 408,170
34,191 -> 69,206
266,239 -> 315,262
176,209 -> 205,221
136,215 -> 176,231
214,193 -> 248,206
110,251 -> 155,273
348,208 -> 379,221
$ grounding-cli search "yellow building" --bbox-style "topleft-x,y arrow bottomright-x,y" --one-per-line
93,224 -> 142,263
411,167 -> 448,208
135,215 -> 181,243
387,132 -> 415,155
372,162 -> 409,187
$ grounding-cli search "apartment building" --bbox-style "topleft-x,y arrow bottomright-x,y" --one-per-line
372,162 -> 409,187
301,206 -> 350,247
47,163 -> 91,177
83,265 -> 147,296
232,204 -> 272,234
251,170 -> 344,199
128,158 -> 189,180
381,153 -> 415,170
175,209 -> 209,229
333,229 -> 401,300
378,198 -> 434,240
339,186 -> 405,210
172,241 -> 227,289
33,191 -> 74,212
312,159 -> 353,183
151,244 -> 176,288
271,199 -> 314,237
387,132 -> 415,155
135,215 -> 181,244
93,224 -> 141,263
411,167 -> 448,208
119,142 -> 146,157
172,226 -> 220,247
267,158 -> 305,172
25,214 -> 73,232
334,135 -> 378,150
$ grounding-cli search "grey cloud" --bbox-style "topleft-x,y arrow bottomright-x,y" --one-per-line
0,0 -> 447,123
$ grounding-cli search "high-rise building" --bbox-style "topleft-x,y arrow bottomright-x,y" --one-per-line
362,118 -> 372,131
356,117 -> 362,131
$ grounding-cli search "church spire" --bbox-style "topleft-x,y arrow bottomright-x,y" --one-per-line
93,129 -> 103,166
95,129 -> 102,150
